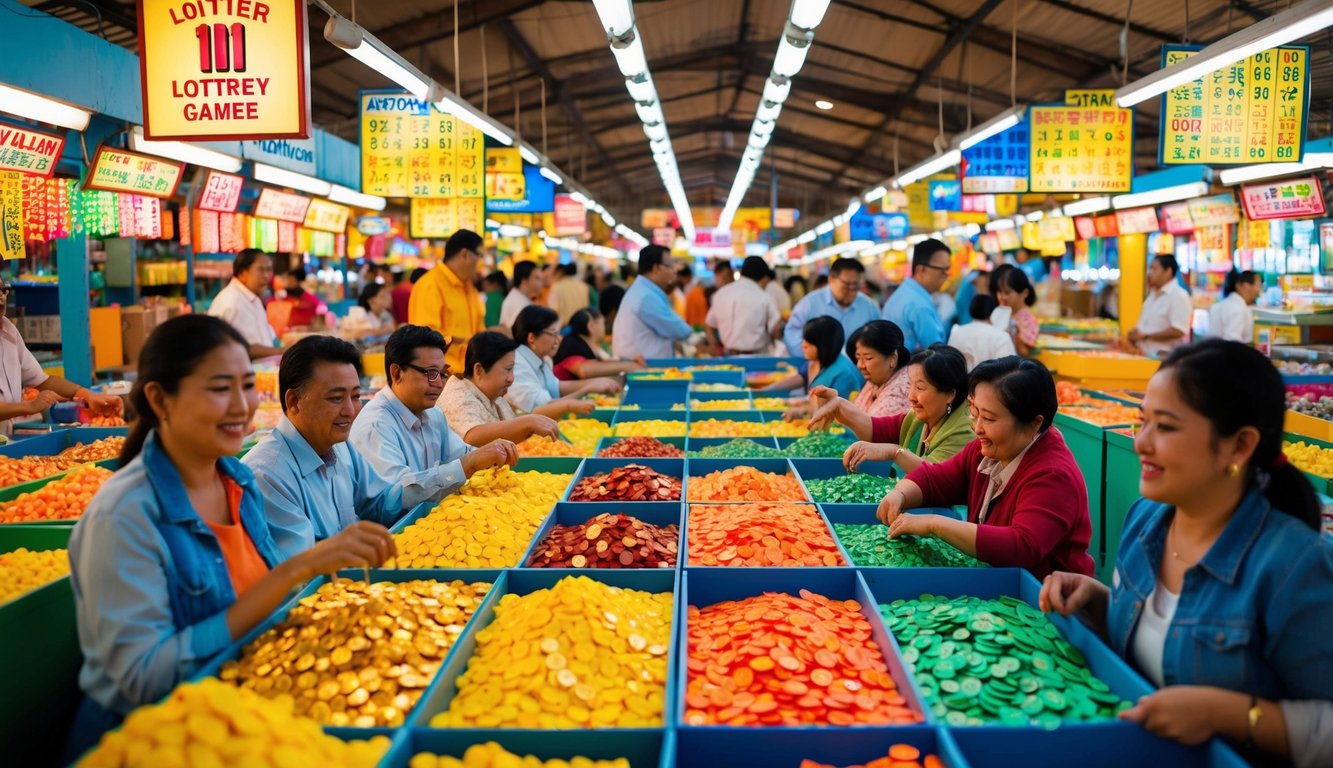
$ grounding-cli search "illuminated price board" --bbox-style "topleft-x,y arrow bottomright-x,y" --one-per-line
359,91 -> 485,198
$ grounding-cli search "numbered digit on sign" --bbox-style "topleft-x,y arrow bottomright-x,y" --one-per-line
195,23 -> 247,73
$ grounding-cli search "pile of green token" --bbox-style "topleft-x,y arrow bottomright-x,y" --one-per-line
688,438 -> 784,458
782,431 -> 850,458
804,473 -> 896,503
833,524 -> 987,567
879,594 -> 1132,728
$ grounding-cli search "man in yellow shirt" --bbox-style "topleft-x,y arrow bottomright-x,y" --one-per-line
408,229 -> 485,374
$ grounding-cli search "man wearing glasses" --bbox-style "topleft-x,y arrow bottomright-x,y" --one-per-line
409,229 -> 486,375
612,244 -> 694,360
883,238 -> 952,353
782,257 -> 880,357
350,325 -> 517,510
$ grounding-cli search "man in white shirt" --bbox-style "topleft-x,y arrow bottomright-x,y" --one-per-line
1128,254 -> 1192,358
499,260 -> 545,331
947,294 -> 1016,370
1206,269 -> 1261,344
762,267 -> 792,316
706,256 -> 782,355
208,248 -> 284,359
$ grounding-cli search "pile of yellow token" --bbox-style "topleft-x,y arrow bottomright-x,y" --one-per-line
752,397 -> 790,410
613,419 -> 687,437
77,678 -> 390,768
689,399 -> 752,410
559,418 -> 613,455
1284,440 -> 1333,477
430,575 -> 672,729
410,743 -> 630,768
0,547 -> 70,605
765,420 -> 811,437
391,467 -> 572,568
688,418 -> 769,437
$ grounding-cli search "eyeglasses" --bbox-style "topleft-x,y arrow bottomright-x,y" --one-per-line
540,329 -> 561,339
833,277 -> 863,290
404,363 -> 444,382
0,286 -> 9,296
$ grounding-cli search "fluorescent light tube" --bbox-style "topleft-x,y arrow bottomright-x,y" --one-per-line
601,212 -> 616,226
893,149 -> 961,188
518,145 -> 539,164
815,220 -> 835,235
755,100 -> 782,123
1062,196 -> 1112,216
797,230 -> 817,244
591,0 -> 635,38
956,106 -> 1024,150
789,0 -> 833,30
329,184 -> 387,211
253,162 -> 331,196
772,36 -> 811,79
863,186 -> 888,203
1217,153 -> 1333,185
343,37 -> 430,99
634,100 -> 664,125
129,126 -> 242,172
433,94 -> 514,146
761,77 -> 792,105
1111,181 -> 1210,209
643,122 -> 668,142
539,166 -> 564,185
625,76 -> 656,103
0,82 -> 91,131
611,34 -> 648,78
1025,210 -> 1044,221
498,224 -> 530,237
985,219 -> 1015,231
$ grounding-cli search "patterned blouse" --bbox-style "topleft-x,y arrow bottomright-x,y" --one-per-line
852,365 -> 911,418
1009,308 -> 1040,348
439,375 -> 517,444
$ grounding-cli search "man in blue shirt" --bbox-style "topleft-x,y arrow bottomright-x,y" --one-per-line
883,238 -> 951,352
349,325 -> 516,511
1015,247 -> 1048,285
243,335 -> 407,560
783,257 -> 880,356
611,244 -> 694,360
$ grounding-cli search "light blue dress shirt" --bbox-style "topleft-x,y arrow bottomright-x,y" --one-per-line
347,386 -> 471,509
783,287 -> 880,357
882,277 -> 945,353
242,416 -> 406,560
611,277 -> 692,360
507,343 -> 562,413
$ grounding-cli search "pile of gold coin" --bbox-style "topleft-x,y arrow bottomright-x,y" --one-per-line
218,579 -> 490,728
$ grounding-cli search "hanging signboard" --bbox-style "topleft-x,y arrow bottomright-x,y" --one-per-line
928,180 -> 963,211
253,188 -> 310,223
0,125 -> 65,178
1021,222 -> 1041,250
553,194 -> 586,236
303,199 -> 350,233
241,138 -> 317,176
1038,216 -> 1076,242
1240,175 -> 1326,220
849,210 -> 910,241
1092,214 -> 1120,238
961,113 -> 1030,193
198,170 -> 245,213
1159,202 -> 1195,234
905,181 -> 935,229
1029,95 -> 1134,193
1187,193 -> 1240,226
85,146 -> 184,199
1073,217 -> 1097,240
484,148 -> 525,202
994,227 -> 1021,251
359,91 -> 484,198
1158,44 -> 1310,165
977,233 -> 1001,255
1115,207 -> 1160,235
652,227 -> 675,247
486,163 -> 546,210
137,0 -> 310,140
0,172 -> 24,260
409,198 -> 485,238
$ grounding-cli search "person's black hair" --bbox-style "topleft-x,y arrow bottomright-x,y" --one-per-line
969,355 -> 1057,433
561,262 -> 578,277
513,304 -> 559,347
813,275 -> 829,290
677,264 -> 694,279
278,335 -> 364,413
121,315 -> 249,467
1222,269 -> 1260,298
912,238 -> 950,272
970,293 -> 999,321
828,257 -> 865,277
639,245 -> 669,273
512,260 -> 538,288
988,263 -> 1017,295
1152,253 -> 1180,277
357,282 -> 384,311
846,320 -> 910,372
997,266 -> 1036,306
409,267 -> 428,283
385,324 -> 447,380
482,270 -> 508,292
1161,339 -> 1320,529
569,308 -> 603,337
784,275 -> 807,293
233,248 -> 269,278
740,256 -> 768,282
599,284 -> 626,316
289,266 -> 307,283
445,229 -> 482,260
911,345 -> 969,409
802,315 -> 845,371
465,331 -> 520,379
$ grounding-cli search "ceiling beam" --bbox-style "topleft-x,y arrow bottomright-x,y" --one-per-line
1033,0 -> 1178,43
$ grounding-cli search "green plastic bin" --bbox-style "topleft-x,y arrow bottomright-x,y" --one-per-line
1102,428 -> 1142,584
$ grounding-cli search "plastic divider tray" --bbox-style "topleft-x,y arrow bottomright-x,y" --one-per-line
684,436 -> 781,454
612,410 -> 690,437
595,436 -> 688,457
0,426 -> 127,458
682,502 -> 852,568
569,458 -> 687,503
380,728 -> 673,768
948,721 -> 1247,768
677,568 -> 931,730
517,501 -> 684,570
674,725 -> 968,768
624,385 -> 690,409
1100,429 -> 1140,584
514,457 -> 585,477
410,568 -> 680,731
774,433 -> 853,457
685,458 -> 807,502
685,411 -> 769,438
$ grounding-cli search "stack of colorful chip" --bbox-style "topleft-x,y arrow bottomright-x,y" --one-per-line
684,590 -> 921,726
805,474 -> 896,504
430,575 -> 672,728
218,579 -> 490,727
410,743 -> 630,768
687,504 -> 844,566
515,435 -> 583,457
879,594 -> 1132,728
0,547 -> 69,605
688,419 -> 770,437
527,513 -> 679,568
569,465 -> 682,502
834,524 -> 986,568
690,398 -> 752,410
688,438 -> 783,459
800,744 -> 944,768
765,421 -> 811,437
688,467 -> 807,502
783,432 -> 851,458
560,418 -> 614,455
613,419 -> 687,437
597,436 -> 685,458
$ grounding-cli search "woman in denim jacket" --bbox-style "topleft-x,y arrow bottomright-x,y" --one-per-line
65,316 -> 398,759
1042,339 -> 1333,767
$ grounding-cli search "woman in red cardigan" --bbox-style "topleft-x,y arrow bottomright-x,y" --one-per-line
877,355 -> 1094,578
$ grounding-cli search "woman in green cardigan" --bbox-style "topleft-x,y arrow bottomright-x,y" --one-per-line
809,345 -> 974,472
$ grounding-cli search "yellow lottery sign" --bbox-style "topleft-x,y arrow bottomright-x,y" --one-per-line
1030,101 -> 1133,193
359,92 -> 485,198
0,172 -> 24,260
410,198 -> 485,238
137,0 -> 310,140
1159,44 -> 1309,165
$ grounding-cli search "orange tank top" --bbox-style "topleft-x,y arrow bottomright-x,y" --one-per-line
206,475 -> 269,597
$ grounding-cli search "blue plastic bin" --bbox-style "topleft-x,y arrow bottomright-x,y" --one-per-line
595,436 -> 688,457
674,725 -> 968,768
519,501 -> 684,570
380,727 -> 672,768
949,721 -> 1247,768
569,458 -> 686,502
686,458 -> 806,501
682,502 -> 851,568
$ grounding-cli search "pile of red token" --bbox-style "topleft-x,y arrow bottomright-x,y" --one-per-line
688,466 -> 807,502
597,437 -> 685,458
568,464 -> 683,502
800,744 -> 944,768
684,590 -> 921,726
687,504 -> 844,567
526,512 -> 679,568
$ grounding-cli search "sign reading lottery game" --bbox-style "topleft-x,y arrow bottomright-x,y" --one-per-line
137,0 -> 311,140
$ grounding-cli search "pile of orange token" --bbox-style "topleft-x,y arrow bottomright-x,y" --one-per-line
58,436 -> 125,463
515,435 -> 584,457
1058,405 -> 1141,427
688,467 -> 807,502
0,456 -> 77,487
687,504 -> 844,567
0,464 -> 113,522
800,744 -> 944,768
684,590 -> 921,726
